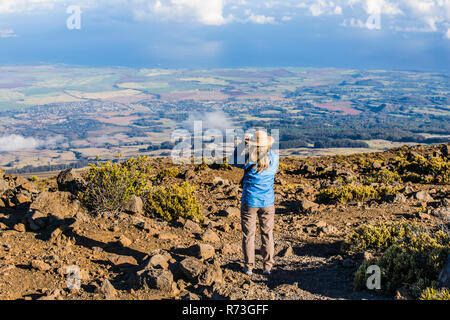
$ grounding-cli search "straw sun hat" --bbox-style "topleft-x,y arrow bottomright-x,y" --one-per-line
246,130 -> 275,147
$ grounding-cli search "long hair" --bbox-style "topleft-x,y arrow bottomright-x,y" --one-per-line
247,144 -> 271,173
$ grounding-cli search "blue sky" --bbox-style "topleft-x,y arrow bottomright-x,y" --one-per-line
0,0 -> 449,71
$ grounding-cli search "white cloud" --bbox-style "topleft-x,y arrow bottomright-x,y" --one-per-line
334,5 -> 343,14
446,27 -> 450,38
347,0 -> 402,15
131,0 -> 232,25
239,8 -> 276,24
296,2 -> 308,8
0,0 -> 448,37
0,0 -> 60,13
368,0 -> 402,15
0,28 -> 16,38
309,0 -> 343,16
400,0 -> 449,32
0,134 -> 41,152
403,0 -> 436,15
308,0 -> 334,17
247,13 -> 276,24
343,0 -> 449,36
0,134 -> 65,152
181,111 -> 233,132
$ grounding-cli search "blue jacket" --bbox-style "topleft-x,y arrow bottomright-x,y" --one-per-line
232,146 -> 279,208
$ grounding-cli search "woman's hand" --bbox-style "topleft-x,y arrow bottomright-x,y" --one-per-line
244,133 -> 253,145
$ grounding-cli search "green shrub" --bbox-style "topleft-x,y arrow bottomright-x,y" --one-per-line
419,287 -> 450,300
332,176 -> 347,186
402,172 -> 424,183
355,157 -> 370,168
155,167 -> 181,180
317,184 -> 377,204
362,169 -> 402,185
415,206 -> 427,213
144,182 -> 203,223
377,186 -> 401,198
350,222 -> 450,298
194,159 -> 209,172
195,157 -> 232,171
342,222 -> 428,255
278,161 -> 296,172
316,184 -> 399,204
30,176 -> 38,182
375,169 -> 402,184
394,154 -> 449,183
79,155 -> 152,214
354,243 -> 449,297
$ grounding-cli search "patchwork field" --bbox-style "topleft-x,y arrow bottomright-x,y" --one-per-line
0,66 -> 448,173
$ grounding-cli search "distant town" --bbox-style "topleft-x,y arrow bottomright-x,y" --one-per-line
0,66 -> 448,173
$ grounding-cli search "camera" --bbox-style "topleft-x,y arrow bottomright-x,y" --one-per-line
244,133 -> 254,144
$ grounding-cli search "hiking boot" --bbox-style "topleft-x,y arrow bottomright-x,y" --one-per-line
243,268 -> 253,276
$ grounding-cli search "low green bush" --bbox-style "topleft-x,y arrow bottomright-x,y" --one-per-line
278,161 -> 296,172
394,154 -> 449,183
374,169 -> 402,184
419,287 -> 450,300
316,184 -> 399,204
349,222 -> 450,298
144,182 -> 203,223
342,222 -> 428,255
79,155 -> 152,214
377,186 -> 400,197
317,184 -> 377,204
194,159 -> 209,172
155,167 -> 181,180
195,157 -> 232,171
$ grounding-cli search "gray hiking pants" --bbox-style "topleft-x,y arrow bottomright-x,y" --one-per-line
241,204 -> 275,271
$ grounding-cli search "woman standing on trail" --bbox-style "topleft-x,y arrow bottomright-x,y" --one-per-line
232,130 -> 279,276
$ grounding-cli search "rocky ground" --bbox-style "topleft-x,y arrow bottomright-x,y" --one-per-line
0,143 -> 448,300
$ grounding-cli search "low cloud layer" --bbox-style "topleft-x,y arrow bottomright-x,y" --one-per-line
0,134 -> 65,152
181,110 -> 234,132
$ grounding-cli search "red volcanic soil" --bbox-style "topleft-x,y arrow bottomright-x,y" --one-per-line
314,102 -> 361,115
